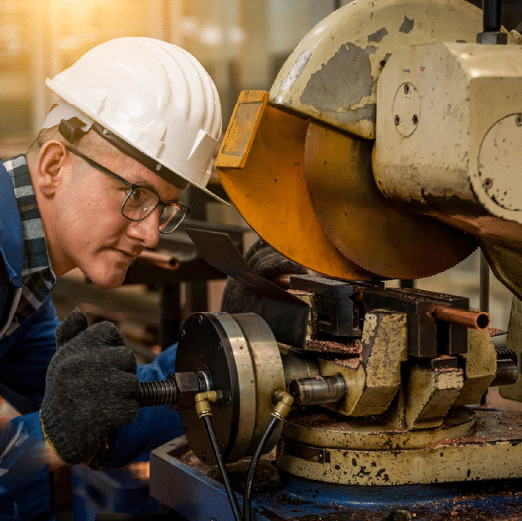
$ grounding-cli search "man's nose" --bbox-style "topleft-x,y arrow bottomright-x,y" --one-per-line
127,209 -> 160,249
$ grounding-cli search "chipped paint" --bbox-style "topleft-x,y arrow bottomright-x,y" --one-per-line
300,42 -> 373,121
368,27 -> 388,43
400,15 -> 414,33
272,49 -> 312,105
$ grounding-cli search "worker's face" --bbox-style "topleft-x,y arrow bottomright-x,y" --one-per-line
41,138 -> 183,289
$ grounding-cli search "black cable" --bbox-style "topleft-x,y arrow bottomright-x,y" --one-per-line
202,415 -> 244,521
243,416 -> 280,521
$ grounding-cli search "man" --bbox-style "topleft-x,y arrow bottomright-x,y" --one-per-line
0,36 -> 223,519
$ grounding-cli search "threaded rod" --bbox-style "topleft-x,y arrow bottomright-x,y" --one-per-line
138,379 -> 178,407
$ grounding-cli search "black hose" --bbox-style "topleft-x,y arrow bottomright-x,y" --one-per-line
243,415 -> 280,521
202,415 -> 244,521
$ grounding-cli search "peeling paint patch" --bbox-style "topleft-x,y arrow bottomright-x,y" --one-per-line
340,104 -> 376,126
368,27 -> 388,43
300,42 -> 373,116
400,16 -> 414,33
364,45 -> 377,54
273,49 -> 312,104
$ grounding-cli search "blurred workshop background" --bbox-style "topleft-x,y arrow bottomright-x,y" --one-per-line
1,1 -> 522,519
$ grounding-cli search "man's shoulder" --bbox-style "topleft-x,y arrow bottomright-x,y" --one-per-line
0,157 -> 21,219
0,157 -> 24,269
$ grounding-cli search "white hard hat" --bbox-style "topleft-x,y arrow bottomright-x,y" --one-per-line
44,37 -> 225,202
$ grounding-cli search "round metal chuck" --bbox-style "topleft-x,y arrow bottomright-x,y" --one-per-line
176,312 -> 285,465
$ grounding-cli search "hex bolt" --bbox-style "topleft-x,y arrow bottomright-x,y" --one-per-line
412,114 -> 418,125
394,115 -> 400,125
404,83 -> 410,94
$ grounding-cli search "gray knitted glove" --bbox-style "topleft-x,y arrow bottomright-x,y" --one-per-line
220,239 -> 307,314
40,309 -> 139,466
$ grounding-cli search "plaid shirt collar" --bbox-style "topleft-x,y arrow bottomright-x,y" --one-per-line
3,155 -> 56,319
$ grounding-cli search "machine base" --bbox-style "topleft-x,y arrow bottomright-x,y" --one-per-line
150,436 -> 522,520
277,408 -> 522,486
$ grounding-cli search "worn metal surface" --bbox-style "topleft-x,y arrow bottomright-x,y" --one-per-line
374,42 -> 520,220
280,407 -> 476,451
269,0 -> 487,140
216,90 -> 378,280
315,310 -> 408,418
373,43 -> 522,296
359,286 -> 470,358
404,364 -> 464,430
373,41 -> 522,297
354,311 -> 408,416
151,437 -> 522,520
177,312 -> 285,464
277,410 -> 522,486
454,329 -> 497,406
303,120 -> 477,279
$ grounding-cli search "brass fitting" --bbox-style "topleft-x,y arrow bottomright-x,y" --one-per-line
195,391 -> 222,419
271,391 -> 294,421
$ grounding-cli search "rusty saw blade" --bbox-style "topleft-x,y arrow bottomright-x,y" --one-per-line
216,91 -> 379,282
303,121 -> 477,279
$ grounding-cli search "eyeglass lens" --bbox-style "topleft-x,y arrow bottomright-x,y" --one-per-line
158,203 -> 189,234
123,187 -> 188,233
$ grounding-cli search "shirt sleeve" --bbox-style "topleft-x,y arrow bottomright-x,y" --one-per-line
0,297 -> 59,415
0,412 -> 54,520
105,343 -> 184,468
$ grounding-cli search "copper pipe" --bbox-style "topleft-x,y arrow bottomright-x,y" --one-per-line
271,273 -> 293,289
431,305 -> 490,331
138,250 -> 181,271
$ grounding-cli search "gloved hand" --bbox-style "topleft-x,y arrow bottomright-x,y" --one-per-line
40,309 -> 139,466
220,238 -> 308,314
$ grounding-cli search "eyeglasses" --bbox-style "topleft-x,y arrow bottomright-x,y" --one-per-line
65,146 -> 189,234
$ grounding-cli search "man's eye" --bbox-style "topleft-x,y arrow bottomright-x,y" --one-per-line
129,188 -> 148,203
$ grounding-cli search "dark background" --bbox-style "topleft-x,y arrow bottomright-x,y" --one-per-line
466,0 -> 522,30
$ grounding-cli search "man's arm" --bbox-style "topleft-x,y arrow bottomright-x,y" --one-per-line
0,297 -> 59,415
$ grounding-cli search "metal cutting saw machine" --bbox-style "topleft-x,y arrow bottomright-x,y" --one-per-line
139,0 -> 522,518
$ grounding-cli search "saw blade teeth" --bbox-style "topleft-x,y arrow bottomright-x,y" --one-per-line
303,121 -> 477,280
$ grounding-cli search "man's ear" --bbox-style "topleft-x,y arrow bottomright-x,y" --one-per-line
35,140 -> 68,196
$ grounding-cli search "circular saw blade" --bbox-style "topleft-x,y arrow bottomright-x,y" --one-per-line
303,121 -> 477,279
217,98 -> 379,281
